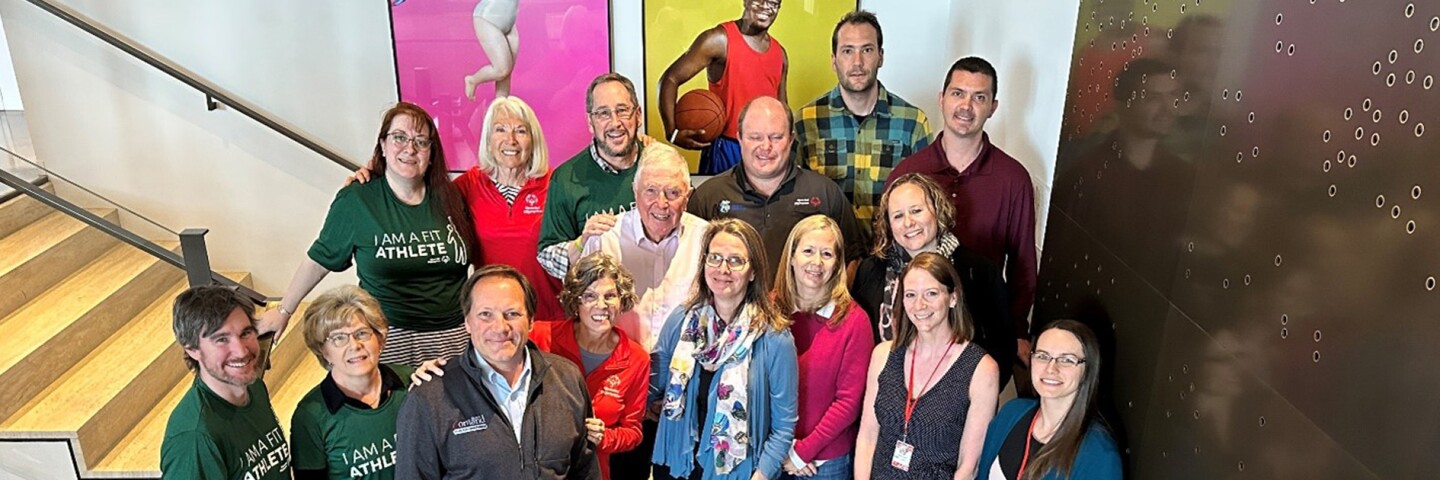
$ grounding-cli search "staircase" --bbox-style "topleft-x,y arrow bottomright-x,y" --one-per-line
0,182 -> 327,478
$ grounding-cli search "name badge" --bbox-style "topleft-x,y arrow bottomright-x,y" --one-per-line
891,440 -> 914,471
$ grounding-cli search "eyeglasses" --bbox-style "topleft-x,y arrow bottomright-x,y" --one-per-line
386,132 -> 433,150
704,253 -> 750,271
1032,351 -> 1087,368
580,291 -> 622,305
325,328 -> 377,348
640,185 -> 686,202
588,105 -> 636,122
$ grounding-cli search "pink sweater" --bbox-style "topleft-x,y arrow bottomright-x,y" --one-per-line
788,303 -> 875,462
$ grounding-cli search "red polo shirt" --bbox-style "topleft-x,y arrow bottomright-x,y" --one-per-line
454,168 -> 565,322
887,132 -> 1037,338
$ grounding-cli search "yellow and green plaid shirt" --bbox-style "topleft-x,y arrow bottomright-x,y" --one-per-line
793,86 -> 933,230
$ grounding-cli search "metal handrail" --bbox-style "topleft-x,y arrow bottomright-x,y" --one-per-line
23,0 -> 361,172
0,168 -> 267,305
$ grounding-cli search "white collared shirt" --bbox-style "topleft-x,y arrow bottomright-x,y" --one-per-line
584,209 -> 709,350
474,348 -> 533,443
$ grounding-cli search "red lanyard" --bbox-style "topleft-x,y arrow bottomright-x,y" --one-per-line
1017,410 -> 1042,479
902,342 -> 956,439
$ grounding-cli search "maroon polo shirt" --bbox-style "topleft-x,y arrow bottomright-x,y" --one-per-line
887,132 -> 1037,339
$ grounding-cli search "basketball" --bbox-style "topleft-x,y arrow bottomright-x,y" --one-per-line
675,89 -> 726,143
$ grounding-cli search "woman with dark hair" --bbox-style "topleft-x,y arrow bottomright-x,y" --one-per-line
260,102 -> 477,366
853,173 -> 1015,388
650,218 -> 798,479
772,215 -> 873,479
979,320 -> 1121,479
855,252 -> 999,480
529,253 -> 650,480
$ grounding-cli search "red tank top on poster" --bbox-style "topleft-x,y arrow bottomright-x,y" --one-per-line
710,21 -> 785,140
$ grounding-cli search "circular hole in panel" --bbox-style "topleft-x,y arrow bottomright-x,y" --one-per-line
1418,123 -> 1427,137
1372,133 -> 1381,146
1392,205 -> 1403,218
1427,276 -> 1436,291
1313,351 -> 1321,363
1388,49 -> 1399,64
1185,269 -> 1192,278
1166,28 -> 1173,39
1236,90 -> 1244,101
1344,107 -> 1353,120
1377,195 -> 1387,208
1412,185 -> 1422,199
1188,241 -> 1195,252
1236,152 -> 1244,163
1373,61 -> 1383,75
1323,130 -> 1332,142
1239,461 -> 1246,472
1425,75 -> 1434,89
1407,3 -> 1416,17
1328,184 -> 1337,197
1281,328 -> 1289,339
1323,160 -> 1332,172
1281,314 -> 1289,325
1407,220 -> 1417,234
1173,99 -> 1181,108
1276,13 -> 1283,24
1249,112 -> 1256,123
1222,88 -> 1229,99
1244,274 -> 1252,285
1275,254 -> 1283,266
1363,98 -> 1372,111
1193,410 -> 1200,420
1348,155 -> 1357,167
1355,126 -> 1365,140
1182,364 -> 1189,374
1259,416 -> 1267,426
1373,110 -> 1383,123
1180,4 -> 1186,13
1220,125 -> 1227,136
1400,109 -> 1411,123
1275,41 -> 1284,52
1314,330 -> 1323,342
1432,16 -> 1440,31
1387,73 -> 1397,87
1252,146 -> 1260,157
1162,451 -> 1169,459
1222,278 -> 1230,289
1180,391 -> 1187,400
1288,44 -> 1296,56
1417,39 -> 1425,54
1407,70 -> 1417,84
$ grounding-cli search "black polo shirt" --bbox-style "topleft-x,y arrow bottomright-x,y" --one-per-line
688,164 -> 867,276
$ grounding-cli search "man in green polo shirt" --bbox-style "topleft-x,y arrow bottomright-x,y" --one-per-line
161,286 -> 290,479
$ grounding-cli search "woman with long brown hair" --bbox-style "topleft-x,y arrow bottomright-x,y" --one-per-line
260,102 -> 478,366
979,320 -> 1121,479
855,252 -> 999,479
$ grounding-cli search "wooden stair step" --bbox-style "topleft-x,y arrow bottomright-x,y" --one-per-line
0,178 -> 54,239
0,210 -> 120,320
93,375 -> 190,475
1,282 -> 190,466
0,242 -> 183,422
271,354 -> 329,430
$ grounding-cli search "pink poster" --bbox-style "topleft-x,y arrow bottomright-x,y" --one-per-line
391,0 -> 612,171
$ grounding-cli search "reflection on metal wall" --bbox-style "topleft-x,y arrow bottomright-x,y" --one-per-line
1038,1 -> 1438,478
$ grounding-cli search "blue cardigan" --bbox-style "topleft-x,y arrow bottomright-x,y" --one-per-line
979,398 -> 1122,480
649,306 -> 799,480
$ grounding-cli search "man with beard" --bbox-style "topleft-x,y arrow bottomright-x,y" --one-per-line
162,286 -> 291,479
888,56 -> 1038,376
795,10 -> 932,234
659,0 -> 788,175
538,73 -> 646,279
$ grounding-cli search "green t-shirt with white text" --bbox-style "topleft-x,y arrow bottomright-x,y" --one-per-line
161,377 -> 290,480
290,364 -> 414,479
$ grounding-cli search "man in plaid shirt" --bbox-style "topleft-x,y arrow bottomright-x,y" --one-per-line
793,10 -> 933,234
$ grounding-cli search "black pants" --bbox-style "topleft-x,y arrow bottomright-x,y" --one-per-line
608,418 -> 659,479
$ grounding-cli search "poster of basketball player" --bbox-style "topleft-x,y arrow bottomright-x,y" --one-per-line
644,0 -> 856,174
391,0 -> 611,171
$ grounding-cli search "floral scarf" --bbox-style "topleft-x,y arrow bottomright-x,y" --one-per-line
662,302 -> 761,474
878,232 -> 961,341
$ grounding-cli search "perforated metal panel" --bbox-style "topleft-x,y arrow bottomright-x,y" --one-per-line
1039,1 -> 1440,478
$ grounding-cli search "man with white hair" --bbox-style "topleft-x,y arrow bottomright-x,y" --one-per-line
580,143 -> 708,351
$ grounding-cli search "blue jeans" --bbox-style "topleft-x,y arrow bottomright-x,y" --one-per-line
778,453 -> 852,480
698,136 -> 741,175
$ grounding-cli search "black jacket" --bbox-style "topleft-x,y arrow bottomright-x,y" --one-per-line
396,343 -> 600,479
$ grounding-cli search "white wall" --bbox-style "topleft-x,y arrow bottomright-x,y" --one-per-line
864,0 -> 1080,250
0,0 -> 397,293
0,14 -> 22,110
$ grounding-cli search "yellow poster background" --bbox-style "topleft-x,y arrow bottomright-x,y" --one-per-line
643,0 -> 858,172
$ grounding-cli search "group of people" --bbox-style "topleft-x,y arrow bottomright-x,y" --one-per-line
160,5 -> 1122,480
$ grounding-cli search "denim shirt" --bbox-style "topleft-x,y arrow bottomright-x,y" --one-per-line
648,306 -> 799,479
474,349 -> 534,443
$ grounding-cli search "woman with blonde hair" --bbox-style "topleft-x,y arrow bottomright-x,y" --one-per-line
650,218 -> 798,479
290,285 -> 413,479
773,215 -> 874,479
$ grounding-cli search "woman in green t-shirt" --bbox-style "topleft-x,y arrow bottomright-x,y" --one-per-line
260,103 -> 478,366
290,285 -> 414,480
